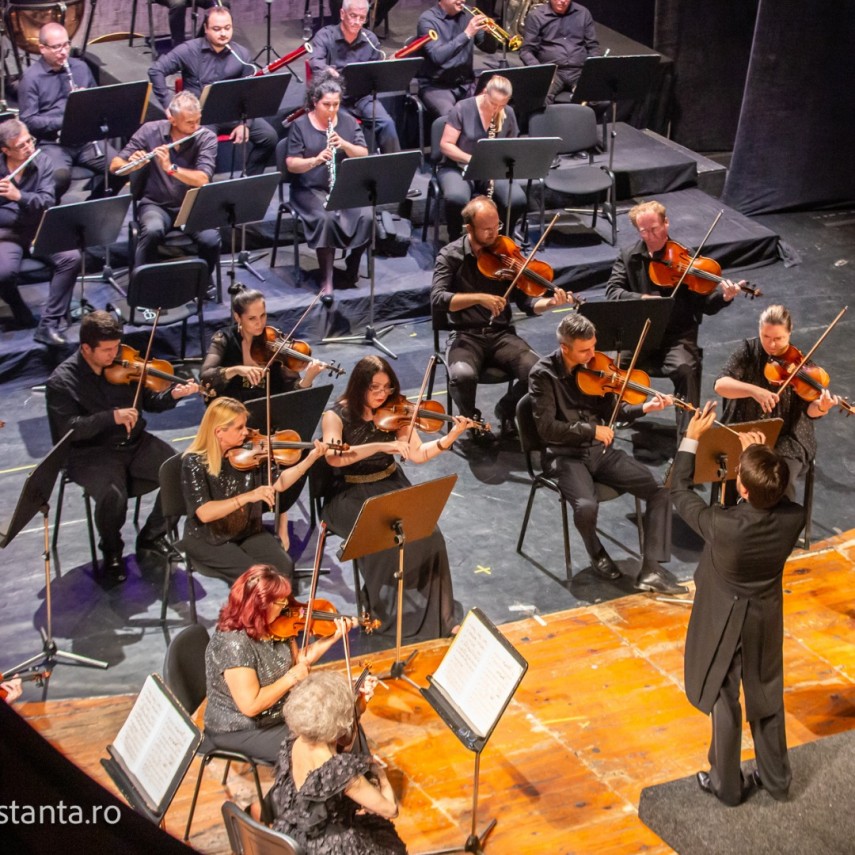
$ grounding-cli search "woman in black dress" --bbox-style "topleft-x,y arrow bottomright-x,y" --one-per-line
438,74 -> 527,240
286,70 -> 372,305
320,356 -> 475,641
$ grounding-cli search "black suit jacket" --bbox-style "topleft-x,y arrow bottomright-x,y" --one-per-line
671,449 -> 805,720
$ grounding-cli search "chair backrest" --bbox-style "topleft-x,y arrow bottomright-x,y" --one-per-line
275,136 -> 292,190
158,453 -> 186,521
127,259 -> 209,320
162,623 -> 210,715
222,800 -> 305,855
429,115 -> 449,167
516,393 -> 543,456
529,104 -> 599,155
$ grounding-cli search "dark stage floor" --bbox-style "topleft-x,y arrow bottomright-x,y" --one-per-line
2,206 -> 855,702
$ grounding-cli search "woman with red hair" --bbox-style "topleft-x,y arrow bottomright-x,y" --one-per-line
204,564 -> 356,762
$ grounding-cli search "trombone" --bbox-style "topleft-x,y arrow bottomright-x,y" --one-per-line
462,4 -> 523,51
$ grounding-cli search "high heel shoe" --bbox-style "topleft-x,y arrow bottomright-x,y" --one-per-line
319,284 -> 334,307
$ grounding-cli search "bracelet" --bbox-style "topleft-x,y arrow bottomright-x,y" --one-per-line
234,496 -> 241,511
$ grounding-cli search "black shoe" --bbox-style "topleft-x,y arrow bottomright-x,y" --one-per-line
591,550 -> 621,581
635,567 -> 688,595
33,324 -> 67,347
696,770 -> 714,795
493,403 -> 518,441
136,534 -> 180,560
102,554 -> 127,582
204,284 -> 218,302
319,284 -> 334,307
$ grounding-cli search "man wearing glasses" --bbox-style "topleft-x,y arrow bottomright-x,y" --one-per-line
0,120 -> 80,345
17,23 -> 105,200
309,0 -> 401,153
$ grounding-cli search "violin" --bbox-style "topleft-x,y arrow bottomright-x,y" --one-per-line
763,345 -> 855,414
267,596 -> 380,640
373,396 -> 491,434
576,352 -> 661,406
0,668 -> 50,699
104,344 -> 185,393
249,326 -> 346,378
648,240 -> 763,299
226,428 -> 348,469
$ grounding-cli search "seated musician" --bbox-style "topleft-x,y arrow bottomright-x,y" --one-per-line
2,678 -> 22,704
528,313 -> 685,594
148,6 -> 276,175
269,672 -> 406,853
181,397 -> 329,583
17,24 -> 106,199
153,0 -> 232,48
0,119 -> 80,346
321,355 -> 473,640
605,200 -> 743,433
204,564 -> 356,763
430,195 -> 571,448
416,0 -> 496,120
520,0 -> 600,105
45,311 -> 198,582
110,91 -> 221,280
286,71 -> 372,306
438,75 -> 527,242
714,304 -> 837,500
309,0 -> 401,154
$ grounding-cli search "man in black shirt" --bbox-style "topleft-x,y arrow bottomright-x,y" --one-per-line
45,312 -> 198,581
528,312 -> 684,593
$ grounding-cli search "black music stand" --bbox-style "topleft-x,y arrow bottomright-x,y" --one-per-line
321,151 -> 421,359
579,298 -> 672,362
1,431 -> 108,690
175,173 -> 279,293
339,474 -> 458,690
32,195 -> 133,314
463,137 -> 562,235
59,80 -> 152,294
572,55 -> 659,173
476,64 -> 556,131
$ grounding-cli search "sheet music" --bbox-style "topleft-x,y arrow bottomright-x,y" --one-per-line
111,675 -> 198,808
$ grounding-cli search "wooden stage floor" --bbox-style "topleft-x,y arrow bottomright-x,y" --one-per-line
18,529 -> 855,853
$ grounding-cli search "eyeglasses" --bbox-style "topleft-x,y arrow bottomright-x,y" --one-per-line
368,384 -> 394,394
272,600 -> 289,608
636,224 -> 665,236
41,40 -> 71,52
5,136 -> 36,152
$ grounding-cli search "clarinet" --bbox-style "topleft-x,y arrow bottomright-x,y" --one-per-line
62,61 -> 77,92
325,118 -> 337,205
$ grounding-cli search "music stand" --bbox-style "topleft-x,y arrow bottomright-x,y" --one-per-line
59,80 -> 152,294
245,385 -> 334,434
339,474 -> 457,689
175,173 -> 279,293
1,431 -> 108,687
571,55 -> 659,173
462,137 -> 563,235
476,64 -> 556,131
579,298 -> 672,361
321,151 -> 421,359
31,195 -> 133,314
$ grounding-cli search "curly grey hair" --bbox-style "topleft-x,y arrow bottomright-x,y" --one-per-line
283,671 -> 355,743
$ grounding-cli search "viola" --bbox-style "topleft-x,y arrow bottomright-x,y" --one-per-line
477,235 -> 578,300
648,240 -> 763,299
0,668 -> 50,699
763,345 -> 855,414
576,352 -> 657,406
373,396 -> 491,434
267,596 -> 380,640
104,344 -> 184,393
226,428 -> 348,470
249,326 -> 346,378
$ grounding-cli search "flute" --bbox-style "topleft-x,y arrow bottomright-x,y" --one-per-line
114,128 -> 205,176
4,148 -> 42,183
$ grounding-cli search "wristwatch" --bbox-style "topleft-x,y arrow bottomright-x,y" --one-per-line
168,163 -> 179,175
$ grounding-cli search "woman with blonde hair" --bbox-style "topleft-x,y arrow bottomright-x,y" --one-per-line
180,396 -> 328,582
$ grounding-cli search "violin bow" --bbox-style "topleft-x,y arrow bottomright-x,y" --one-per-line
129,308 -> 162,416
774,306 -> 848,396
606,318 -> 650,435
495,213 -> 560,305
405,355 -> 437,447
300,521 -> 328,659
669,210 -> 723,299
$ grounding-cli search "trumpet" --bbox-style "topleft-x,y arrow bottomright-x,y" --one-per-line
114,128 -> 205,176
392,29 -> 438,59
462,5 -> 523,51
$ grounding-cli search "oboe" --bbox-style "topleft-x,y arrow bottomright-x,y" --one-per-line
325,118 -> 337,204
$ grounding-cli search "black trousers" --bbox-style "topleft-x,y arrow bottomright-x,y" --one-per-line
708,646 -> 791,805
181,529 -> 294,584
40,142 -> 107,200
445,328 -> 538,421
213,118 -> 277,176
419,82 -> 476,123
546,67 -> 583,105
136,203 -> 221,274
546,444 -> 671,573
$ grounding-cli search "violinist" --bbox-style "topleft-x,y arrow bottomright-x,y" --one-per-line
321,355 -> 473,640
605,201 -> 744,433
181,397 -> 329,583
45,311 -> 199,582
714,304 -> 837,500
431,196 -> 572,449
204,565 -> 356,763
528,314 -> 685,594
1,678 -> 22,704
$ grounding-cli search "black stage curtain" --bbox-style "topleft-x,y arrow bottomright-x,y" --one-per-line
723,0 -> 855,215
654,0 -> 758,152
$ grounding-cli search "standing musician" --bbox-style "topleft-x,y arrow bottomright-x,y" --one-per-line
110,91 -> 221,278
286,71 -> 372,306
204,565 -> 356,763
430,196 -> 572,448
308,0 -> 401,154
416,0 -> 495,120
438,74 -> 527,242
321,355 -> 473,640
148,6 -> 277,175
520,0 -> 600,105
714,304 -> 838,500
605,200 -> 743,433
45,311 -> 199,583
672,404 -> 805,806
17,24 -> 106,200
0,119 -> 80,347
181,397 -> 329,583
527,313 -> 684,593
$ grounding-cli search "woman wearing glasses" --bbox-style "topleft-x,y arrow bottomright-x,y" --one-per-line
320,356 -> 475,641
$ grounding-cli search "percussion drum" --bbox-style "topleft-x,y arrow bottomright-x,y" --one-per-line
5,0 -> 86,54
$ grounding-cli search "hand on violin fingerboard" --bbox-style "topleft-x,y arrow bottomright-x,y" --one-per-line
642,392 -> 672,413
546,287 -> 573,308
720,279 -> 745,301
171,380 -> 199,399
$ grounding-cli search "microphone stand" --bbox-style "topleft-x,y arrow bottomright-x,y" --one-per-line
253,0 -> 280,66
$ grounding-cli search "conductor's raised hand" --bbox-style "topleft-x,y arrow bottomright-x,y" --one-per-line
685,400 -> 717,440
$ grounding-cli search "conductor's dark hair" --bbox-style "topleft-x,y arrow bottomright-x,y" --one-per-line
738,444 -> 788,509
307,69 -> 344,109
230,285 -> 265,318
556,313 -> 595,344
80,310 -> 122,349
337,355 -> 400,421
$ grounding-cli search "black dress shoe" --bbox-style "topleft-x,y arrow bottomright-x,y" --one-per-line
636,567 -> 688,595
136,534 -> 180,560
591,551 -> 621,581
33,325 -> 67,347
102,554 -> 127,582
696,770 -> 714,795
